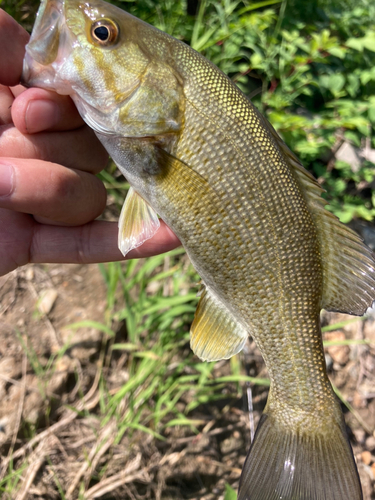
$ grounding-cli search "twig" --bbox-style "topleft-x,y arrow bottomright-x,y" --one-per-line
247,383 -> 255,442
14,439 -> 51,500
82,359 -> 102,403
122,484 -> 138,500
0,272 -> 16,317
0,412 -> 75,476
85,422 -> 117,483
67,435 -> 97,450
0,383 -> 99,474
26,281 -> 61,350
172,423 -> 240,445
334,385 -> 374,435
66,421 -> 117,498
83,453 -> 142,499
85,471 -> 146,499
197,456 -> 242,474
69,358 -> 84,400
0,355 -> 28,481
159,449 -> 187,467
162,255 -> 171,297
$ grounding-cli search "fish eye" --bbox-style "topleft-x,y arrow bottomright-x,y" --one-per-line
91,19 -> 119,46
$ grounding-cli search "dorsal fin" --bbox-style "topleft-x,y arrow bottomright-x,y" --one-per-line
190,285 -> 248,361
261,112 -> 375,315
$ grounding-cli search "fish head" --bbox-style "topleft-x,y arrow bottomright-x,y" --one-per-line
22,0 -> 185,137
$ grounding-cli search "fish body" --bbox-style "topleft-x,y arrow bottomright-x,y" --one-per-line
23,1 -> 375,498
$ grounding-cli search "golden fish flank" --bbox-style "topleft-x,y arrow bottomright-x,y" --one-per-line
23,1 -> 375,499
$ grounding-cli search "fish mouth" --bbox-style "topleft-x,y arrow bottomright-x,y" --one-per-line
25,0 -> 65,65
21,0 -> 75,95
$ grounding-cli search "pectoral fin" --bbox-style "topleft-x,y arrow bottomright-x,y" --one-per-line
118,187 -> 160,256
191,286 -> 248,361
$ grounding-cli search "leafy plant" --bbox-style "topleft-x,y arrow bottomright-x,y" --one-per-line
118,0 -> 375,223
224,482 -> 238,500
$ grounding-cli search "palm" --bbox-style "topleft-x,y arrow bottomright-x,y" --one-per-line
0,11 -> 180,278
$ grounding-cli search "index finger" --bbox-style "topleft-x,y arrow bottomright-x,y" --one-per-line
0,9 -> 85,133
0,9 -> 29,86
12,87 -> 85,134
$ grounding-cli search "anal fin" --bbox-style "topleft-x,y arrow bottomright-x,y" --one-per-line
118,187 -> 160,256
190,286 -> 247,361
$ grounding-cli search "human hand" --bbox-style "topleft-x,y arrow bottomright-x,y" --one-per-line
0,9 -> 180,277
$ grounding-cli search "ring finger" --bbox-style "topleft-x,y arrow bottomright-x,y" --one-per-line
0,157 -> 107,225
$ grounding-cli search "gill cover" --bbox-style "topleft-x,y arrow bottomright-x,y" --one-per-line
23,0 -> 185,138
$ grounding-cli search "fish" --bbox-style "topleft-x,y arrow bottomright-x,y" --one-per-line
22,1 -> 375,498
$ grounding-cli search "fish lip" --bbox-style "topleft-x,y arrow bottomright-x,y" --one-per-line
26,0 -> 65,64
21,0 -> 65,88
21,52 -> 54,90
21,0 -> 77,95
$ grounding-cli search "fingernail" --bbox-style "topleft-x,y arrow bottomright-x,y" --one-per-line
0,162 -> 14,197
25,99 -> 60,133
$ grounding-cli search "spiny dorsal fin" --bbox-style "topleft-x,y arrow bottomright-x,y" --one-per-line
190,286 -> 248,361
261,112 -> 375,315
118,186 -> 160,256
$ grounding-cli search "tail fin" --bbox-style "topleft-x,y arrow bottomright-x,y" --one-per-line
238,413 -> 363,500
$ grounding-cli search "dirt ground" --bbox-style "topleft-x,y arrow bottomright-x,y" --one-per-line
0,262 -> 375,499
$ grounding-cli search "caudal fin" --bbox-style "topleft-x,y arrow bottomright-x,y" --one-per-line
238,413 -> 362,500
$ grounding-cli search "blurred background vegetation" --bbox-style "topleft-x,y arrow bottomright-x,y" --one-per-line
4,0 -> 375,223
1,1 -> 375,498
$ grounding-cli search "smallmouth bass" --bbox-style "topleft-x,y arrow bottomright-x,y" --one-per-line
22,1 -> 375,498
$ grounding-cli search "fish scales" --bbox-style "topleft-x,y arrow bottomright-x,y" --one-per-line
172,51 -> 328,407
22,1 -> 374,498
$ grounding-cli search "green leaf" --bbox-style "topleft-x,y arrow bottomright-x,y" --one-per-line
360,69 -> 375,85
319,74 -> 345,96
250,52 -> 263,68
132,351 -> 160,360
362,34 -> 375,52
346,37 -> 365,51
111,343 -> 140,351
327,46 -> 346,59
164,417 -> 206,427
368,105 -> 375,123
347,32 -> 375,52
322,316 -> 367,332
238,0 -> 281,15
127,423 -> 166,441
215,375 -> 270,385
63,320 -> 115,337
346,74 -> 359,97
324,339 -> 372,346
224,483 -> 238,500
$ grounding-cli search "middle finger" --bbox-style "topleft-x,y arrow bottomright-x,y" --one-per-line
0,157 -> 107,225
0,85 -> 14,125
